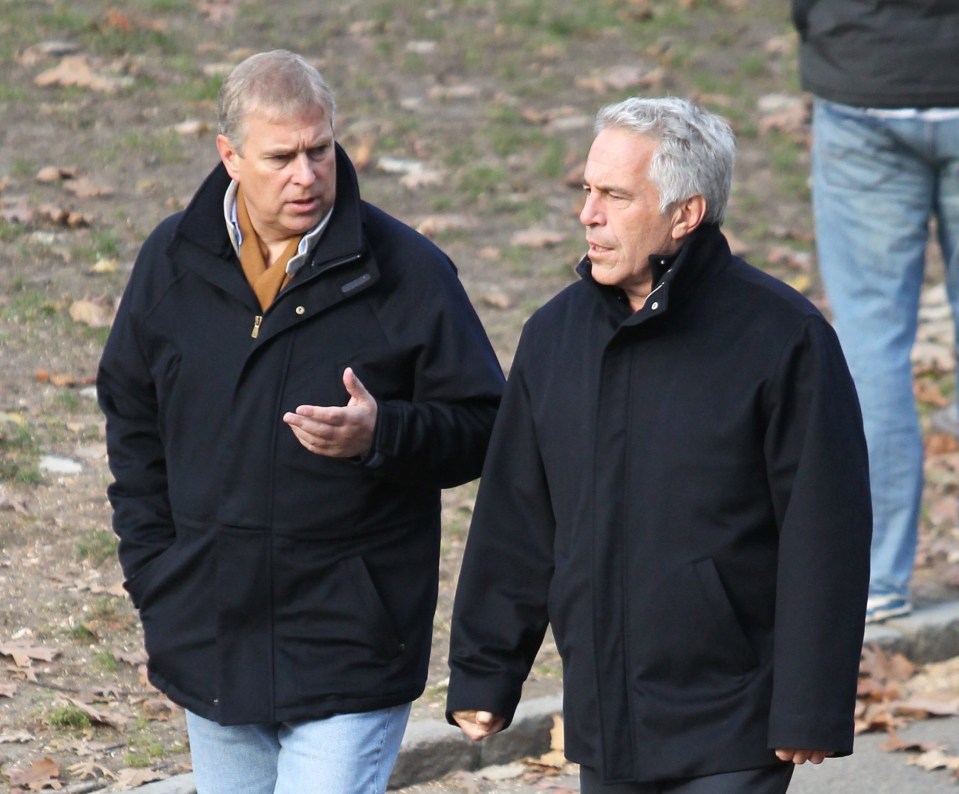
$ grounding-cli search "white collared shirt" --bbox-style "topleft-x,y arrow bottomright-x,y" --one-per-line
222,179 -> 334,277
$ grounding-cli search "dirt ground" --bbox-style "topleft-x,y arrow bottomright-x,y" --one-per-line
1,1 -> 958,791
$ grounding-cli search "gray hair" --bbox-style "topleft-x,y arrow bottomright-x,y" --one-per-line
594,96 -> 735,225
217,50 -> 336,153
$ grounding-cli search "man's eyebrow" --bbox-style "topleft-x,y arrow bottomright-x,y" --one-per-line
585,178 -> 634,196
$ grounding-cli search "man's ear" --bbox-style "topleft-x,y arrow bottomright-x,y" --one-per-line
670,194 -> 707,240
216,134 -> 241,179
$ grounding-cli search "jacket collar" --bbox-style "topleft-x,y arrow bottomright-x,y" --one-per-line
577,223 -> 731,325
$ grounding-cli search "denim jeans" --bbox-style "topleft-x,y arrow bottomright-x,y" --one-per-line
811,98 -> 959,599
185,703 -> 411,794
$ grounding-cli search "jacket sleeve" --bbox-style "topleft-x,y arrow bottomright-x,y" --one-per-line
365,259 -> 505,489
96,247 -> 175,604
791,0 -> 817,38
445,332 -> 555,728
763,315 -> 872,755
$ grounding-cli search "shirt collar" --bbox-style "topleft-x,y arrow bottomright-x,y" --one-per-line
223,179 -> 334,277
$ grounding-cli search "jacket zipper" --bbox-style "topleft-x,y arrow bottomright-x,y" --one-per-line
248,252 -> 364,340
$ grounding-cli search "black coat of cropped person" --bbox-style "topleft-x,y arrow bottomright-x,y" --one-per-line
98,145 -> 505,725
447,223 -> 872,783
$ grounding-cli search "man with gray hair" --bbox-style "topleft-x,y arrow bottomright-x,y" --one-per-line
446,97 -> 871,792
98,50 -> 504,793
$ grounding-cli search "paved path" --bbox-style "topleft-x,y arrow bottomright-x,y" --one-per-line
393,716 -> 959,793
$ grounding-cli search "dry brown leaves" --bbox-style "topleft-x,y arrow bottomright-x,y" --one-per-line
858,646 -> 959,781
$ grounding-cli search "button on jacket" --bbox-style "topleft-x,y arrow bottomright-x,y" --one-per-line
447,224 -> 871,783
98,145 -> 505,725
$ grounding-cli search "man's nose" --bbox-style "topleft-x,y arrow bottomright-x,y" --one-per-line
580,194 -> 603,226
291,153 -> 317,185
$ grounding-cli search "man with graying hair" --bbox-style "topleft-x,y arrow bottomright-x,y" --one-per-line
97,50 -> 503,793
446,96 -> 872,793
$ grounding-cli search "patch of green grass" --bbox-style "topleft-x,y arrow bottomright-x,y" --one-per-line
739,52 -> 769,79
86,228 -> 122,260
69,624 -> 98,643
78,530 -> 119,568
125,720 -> 168,767
457,162 -> 509,203
535,138 -> 568,180
90,596 -> 121,620
0,219 -> 30,243
113,129 -> 184,166
94,650 -> 119,673
0,417 -> 42,484
766,131 -> 810,199
53,389 -> 83,414
48,703 -> 92,731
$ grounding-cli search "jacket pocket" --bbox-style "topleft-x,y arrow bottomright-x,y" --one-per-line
272,550 -> 406,671
631,557 -> 759,697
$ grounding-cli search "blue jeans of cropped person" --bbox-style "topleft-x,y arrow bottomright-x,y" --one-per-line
811,99 -> 959,603
185,703 -> 411,794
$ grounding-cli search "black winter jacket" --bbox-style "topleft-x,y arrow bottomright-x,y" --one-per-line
793,0 -> 959,108
447,225 -> 871,783
98,146 -> 504,724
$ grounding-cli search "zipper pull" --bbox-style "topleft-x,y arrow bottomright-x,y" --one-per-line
251,315 -> 262,339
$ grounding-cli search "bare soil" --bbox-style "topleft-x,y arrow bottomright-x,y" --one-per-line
1,1 -> 957,791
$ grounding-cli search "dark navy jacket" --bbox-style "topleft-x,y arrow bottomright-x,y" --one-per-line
98,146 -> 504,724
447,224 -> 871,783
793,0 -> 959,108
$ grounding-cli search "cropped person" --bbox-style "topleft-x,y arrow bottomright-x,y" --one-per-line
98,49 -> 504,794
793,0 -> 959,623
446,96 -> 872,793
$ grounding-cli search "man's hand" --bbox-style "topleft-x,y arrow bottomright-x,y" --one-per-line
775,748 -> 833,765
452,710 -> 506,742
283,368 -> 377,458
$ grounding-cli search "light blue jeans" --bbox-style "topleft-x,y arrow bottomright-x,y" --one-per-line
185,703 -> 411,794
811,98 -> 959,600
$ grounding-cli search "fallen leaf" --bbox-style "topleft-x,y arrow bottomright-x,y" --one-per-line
36,203 -> 93,227
67,761 -> 116,781
925,432 -> 959,457
0,730 -> 34,743
576,65 -> 665,94
113,767 -> 166,788
481,291 -> 512,310
35,55 -> 134,93
197,0 -> 237,25
0,681 -> 17,697
8,757 -> 61,788
914,378 -> 951,408
511,228 -> 569,248
766,245 -> 812,271
174,119 -> 211,136
90,257 -> 119,274
894,696 -> 959,718
415,214 -> 476,237
0,196 -> 35,223
63,177 -> 114,198
909,748 -> 959,772
0,642 -> 60,667
69,299 -> 114,328
63,696 -> 126,729
16,40 -> 81,66
142,697 -> 177,721
35,165 -> 77,183
0,496 -> 30,514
